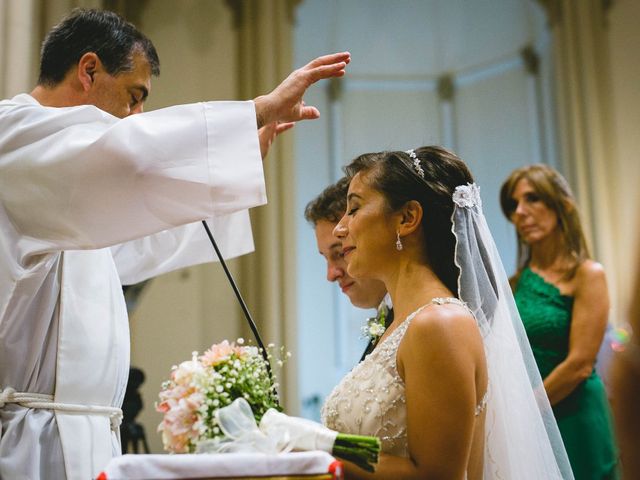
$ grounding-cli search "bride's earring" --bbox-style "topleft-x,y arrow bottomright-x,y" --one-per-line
395,231 -> 403,251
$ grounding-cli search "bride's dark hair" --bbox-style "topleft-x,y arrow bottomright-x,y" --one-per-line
344,146 -> 474,294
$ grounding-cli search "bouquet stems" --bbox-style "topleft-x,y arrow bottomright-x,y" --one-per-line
332,433 -> 381,473
259,407 -> 381,472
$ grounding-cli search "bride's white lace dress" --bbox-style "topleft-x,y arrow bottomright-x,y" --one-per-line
321,297 -> 484,459
321,309 -> 411,457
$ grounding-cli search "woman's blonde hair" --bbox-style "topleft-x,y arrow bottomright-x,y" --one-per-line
499,164 -> 590,282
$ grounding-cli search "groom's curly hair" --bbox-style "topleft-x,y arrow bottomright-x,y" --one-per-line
344,146 -> 474,295
304,177 -> 350,226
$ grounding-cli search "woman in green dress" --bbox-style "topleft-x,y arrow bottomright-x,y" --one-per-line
500,164 -> 618,479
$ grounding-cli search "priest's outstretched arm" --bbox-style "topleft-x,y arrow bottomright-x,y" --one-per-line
0,54 -> 349,263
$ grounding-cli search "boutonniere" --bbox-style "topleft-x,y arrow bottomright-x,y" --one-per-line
361,304 -> 388,343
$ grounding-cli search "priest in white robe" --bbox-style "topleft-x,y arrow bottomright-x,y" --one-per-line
0,8 -> 350,480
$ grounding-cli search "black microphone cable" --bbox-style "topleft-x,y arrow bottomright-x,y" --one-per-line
201,220 -> 276,386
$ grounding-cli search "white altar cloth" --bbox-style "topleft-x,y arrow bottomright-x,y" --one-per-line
98,451 -> 343,479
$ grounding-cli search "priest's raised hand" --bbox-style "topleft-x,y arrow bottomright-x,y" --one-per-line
254,51 -> 351,127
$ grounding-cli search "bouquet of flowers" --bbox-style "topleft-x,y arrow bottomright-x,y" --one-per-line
156,339 -> 381,472
156,339 -> 281,453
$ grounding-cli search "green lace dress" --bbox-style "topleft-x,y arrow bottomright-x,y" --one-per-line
515,267 -> 618,480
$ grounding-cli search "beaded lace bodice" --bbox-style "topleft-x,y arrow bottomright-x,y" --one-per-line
321,297 -> 485,458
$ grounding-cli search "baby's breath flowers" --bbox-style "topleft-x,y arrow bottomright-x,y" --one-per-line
156,339 -> 286,453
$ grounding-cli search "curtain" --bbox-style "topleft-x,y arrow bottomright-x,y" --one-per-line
541,0 -> 630,322
227,0 -> 301,412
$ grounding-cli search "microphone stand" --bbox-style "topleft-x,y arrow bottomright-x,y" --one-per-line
200,221 -> 275,384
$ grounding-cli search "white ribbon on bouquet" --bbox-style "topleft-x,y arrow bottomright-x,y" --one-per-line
196,398 -> 337,455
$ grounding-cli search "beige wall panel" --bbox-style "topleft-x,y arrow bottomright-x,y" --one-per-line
436,0 -> 535,71
607,0 -> 640,322
141,0 -> 238,110
130,269 -> 203,453
455,67 -> 533,273
0,0 -> 38,97
341,88 -> 441,158
334,0 -> 538,76
128,0 -> 241,454
334,0 -> 439,75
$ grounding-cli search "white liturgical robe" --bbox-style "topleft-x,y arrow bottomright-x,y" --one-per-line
0,94 -> 266,480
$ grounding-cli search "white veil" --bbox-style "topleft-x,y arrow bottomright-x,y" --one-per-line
451,184 -> 574,479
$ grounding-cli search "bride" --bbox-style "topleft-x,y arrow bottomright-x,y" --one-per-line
321,146 -> 573,479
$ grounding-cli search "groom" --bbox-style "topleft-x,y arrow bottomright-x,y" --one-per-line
304,178 -> 391,360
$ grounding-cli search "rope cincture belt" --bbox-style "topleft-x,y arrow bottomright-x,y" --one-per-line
0,387 -> 123,431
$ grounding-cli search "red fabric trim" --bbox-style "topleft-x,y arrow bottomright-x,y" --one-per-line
328,460 -> 344,480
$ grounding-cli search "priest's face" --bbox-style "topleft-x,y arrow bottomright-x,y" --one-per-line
314,219 -> 387,309
88,51 -> 152,118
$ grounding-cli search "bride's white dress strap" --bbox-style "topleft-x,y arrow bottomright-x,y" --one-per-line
402,296 -> 466,322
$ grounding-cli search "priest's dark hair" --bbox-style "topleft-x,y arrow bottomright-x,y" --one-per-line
304,176 -> 351,226
38,8 -> 160,87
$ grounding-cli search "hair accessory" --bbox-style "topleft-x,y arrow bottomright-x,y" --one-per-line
452,183 -> 481,208
395,231 -> 403,251
405,149 -> 425,178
